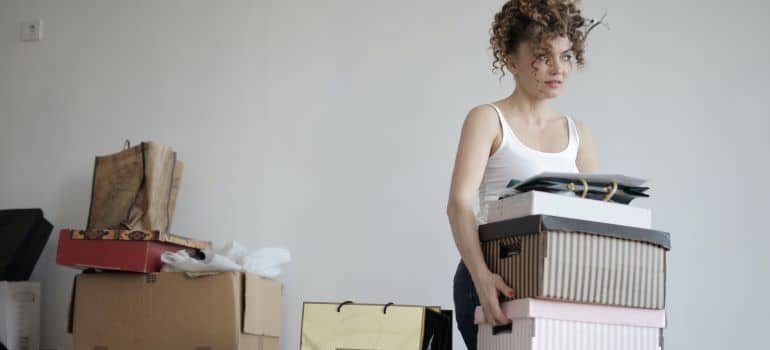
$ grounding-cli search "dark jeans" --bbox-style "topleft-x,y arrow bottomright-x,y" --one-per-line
452,260 -> 480,350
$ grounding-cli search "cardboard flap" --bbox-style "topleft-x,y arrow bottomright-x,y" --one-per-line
243,274 -> 282,337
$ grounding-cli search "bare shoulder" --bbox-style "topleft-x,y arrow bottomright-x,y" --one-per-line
573,118 -> 593,137
464,104 -> 499,129
448,104 -> 503,202
455,104 -> 503,158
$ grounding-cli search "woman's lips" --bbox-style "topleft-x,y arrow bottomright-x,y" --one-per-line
544,80 -> 562,87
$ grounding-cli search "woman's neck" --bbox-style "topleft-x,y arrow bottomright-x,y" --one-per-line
502,88 -> 557,127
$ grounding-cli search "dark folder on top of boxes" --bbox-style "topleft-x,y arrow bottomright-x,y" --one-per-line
475,172 -> 670,350
1,208 -> 53,350
58,141 -> 283,350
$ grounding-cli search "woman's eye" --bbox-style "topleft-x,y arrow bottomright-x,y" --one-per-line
562,54 -> 573,61
536,54 -> 548,61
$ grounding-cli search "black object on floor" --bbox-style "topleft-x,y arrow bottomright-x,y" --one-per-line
0,208 -> 53,281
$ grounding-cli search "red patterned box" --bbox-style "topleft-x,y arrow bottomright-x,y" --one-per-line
56,229 -> 210,273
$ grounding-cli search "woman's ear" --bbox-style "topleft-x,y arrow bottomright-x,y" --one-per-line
506,60 -> 518,76
505,54 -> 519,76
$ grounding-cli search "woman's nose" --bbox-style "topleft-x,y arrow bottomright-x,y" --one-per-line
549,59 -> 567,75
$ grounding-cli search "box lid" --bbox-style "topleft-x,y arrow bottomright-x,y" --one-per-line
243,273 -> 282,337
479,214 -> 671,250
56,229 -> 182,272
474,298 -> 666,328
65,228 -> 211,250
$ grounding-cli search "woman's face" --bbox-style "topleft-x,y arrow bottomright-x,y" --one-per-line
507,35 -> 574,99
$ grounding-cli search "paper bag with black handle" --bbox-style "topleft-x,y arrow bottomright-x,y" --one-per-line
300,301 -> 452,350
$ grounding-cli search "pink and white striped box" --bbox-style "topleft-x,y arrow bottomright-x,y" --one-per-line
475,299 -> 666,350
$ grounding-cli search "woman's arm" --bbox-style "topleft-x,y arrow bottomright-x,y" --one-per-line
447,105 -> 514,326
575,120 -> 599,172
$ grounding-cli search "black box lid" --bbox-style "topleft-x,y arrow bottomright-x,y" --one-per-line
479,215 -> 671,250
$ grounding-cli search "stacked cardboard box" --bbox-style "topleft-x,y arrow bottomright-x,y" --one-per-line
68,271 -> 282,350
475,191 -> 670,350
58,225 -> 285,349
58,228 -> 285,350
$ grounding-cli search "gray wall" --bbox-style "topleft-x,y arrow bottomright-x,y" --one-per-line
1,0 -> 768,349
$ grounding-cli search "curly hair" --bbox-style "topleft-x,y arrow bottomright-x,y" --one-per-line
490,0 -> 589,78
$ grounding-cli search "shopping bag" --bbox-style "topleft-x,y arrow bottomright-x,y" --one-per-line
300,301 -> 452,350
86,141 -> 182,232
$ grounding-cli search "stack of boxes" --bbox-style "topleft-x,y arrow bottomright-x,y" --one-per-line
475,184 -> 670,349
57,228 -> 285,350
55,142 -> 284,350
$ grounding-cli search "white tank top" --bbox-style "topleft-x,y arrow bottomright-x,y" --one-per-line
477,103 -> 581,224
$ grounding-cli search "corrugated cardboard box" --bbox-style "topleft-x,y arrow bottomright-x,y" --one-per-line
480,215 -> 670,309
475,298 -> 666,350
0,281 -> 40,350
69,271 -> 281,350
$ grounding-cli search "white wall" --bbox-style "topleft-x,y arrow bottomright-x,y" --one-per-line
1,0 -> 768,349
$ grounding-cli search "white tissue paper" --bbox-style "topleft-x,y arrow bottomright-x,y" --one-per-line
160,241 -> 291,278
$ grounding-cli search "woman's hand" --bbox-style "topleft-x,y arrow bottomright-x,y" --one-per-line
473,268 -> 515,326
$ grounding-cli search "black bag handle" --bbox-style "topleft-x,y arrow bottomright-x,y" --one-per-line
336,300 -> 353,312
335,301 -> 397,315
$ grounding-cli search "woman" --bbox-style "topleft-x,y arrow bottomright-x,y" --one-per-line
446,1 -> 599,348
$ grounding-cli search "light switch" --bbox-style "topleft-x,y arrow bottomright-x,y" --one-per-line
21,19 -> 43,42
